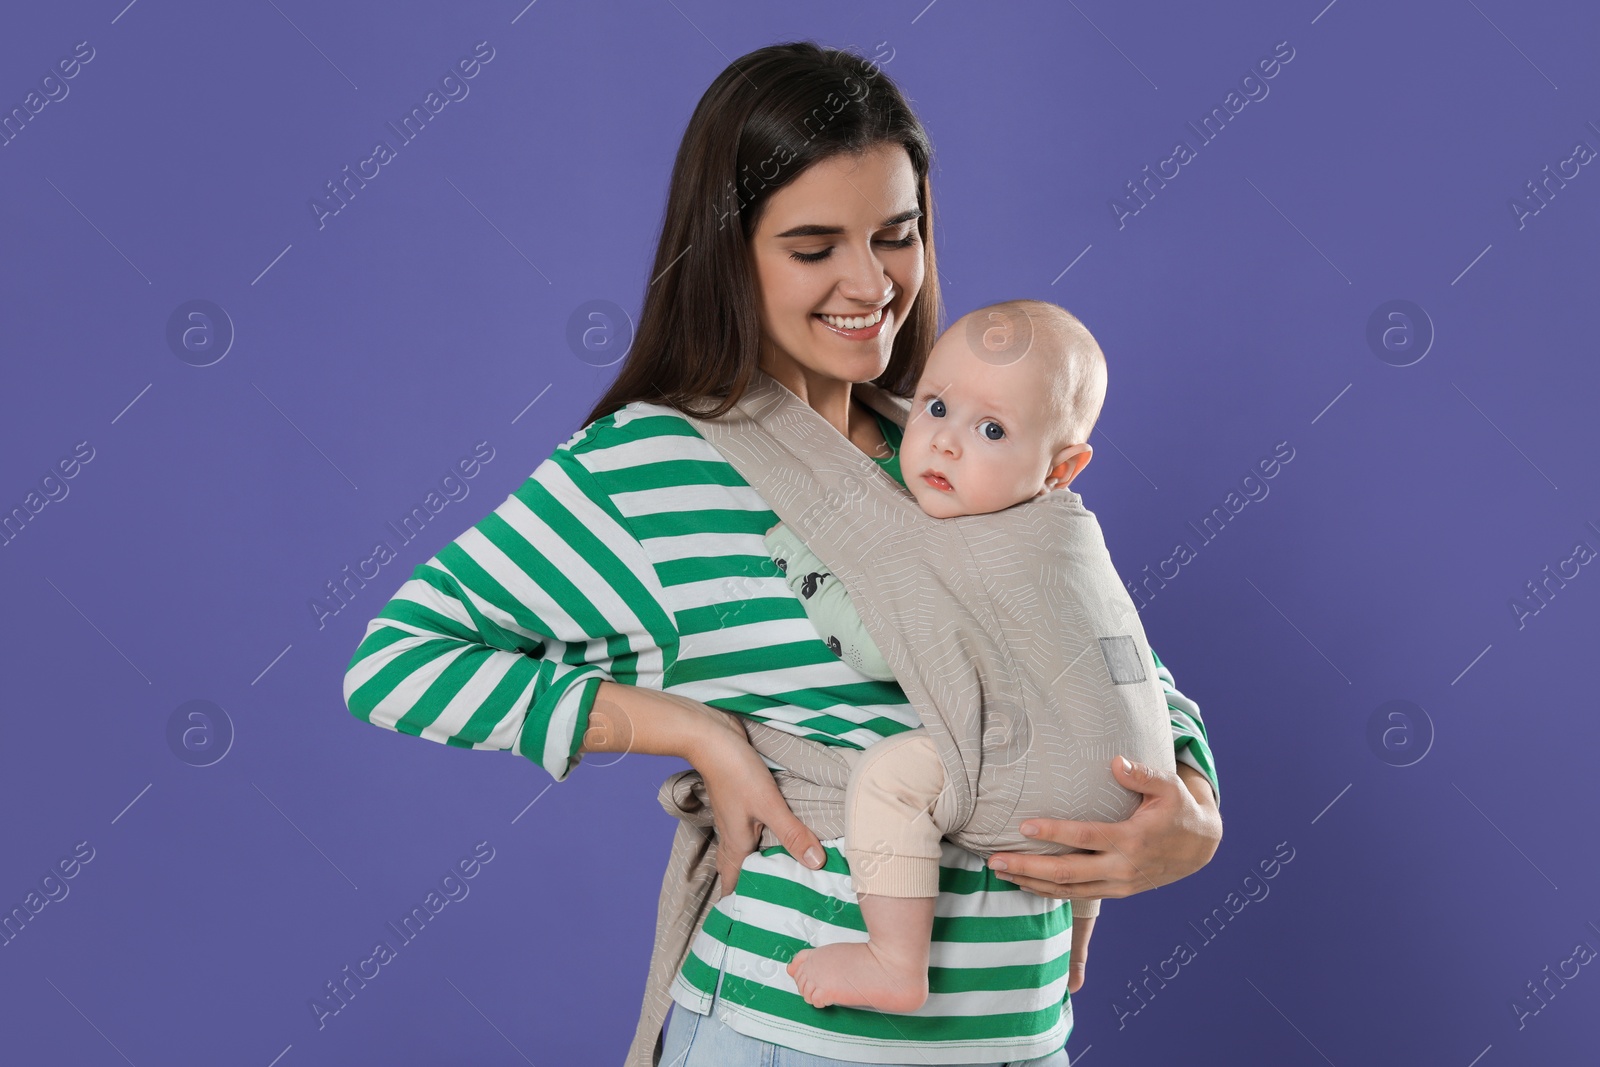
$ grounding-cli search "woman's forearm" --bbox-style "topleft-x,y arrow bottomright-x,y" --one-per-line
1176,762 -> 1218,812
581,680 -> 746,765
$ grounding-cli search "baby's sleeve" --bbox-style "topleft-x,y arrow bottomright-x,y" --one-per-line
763,522 -> 898,682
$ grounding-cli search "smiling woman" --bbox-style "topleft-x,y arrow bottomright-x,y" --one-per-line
745,145 -> 925,434
579,46 -> 941,437
344,39 -> 1220,1067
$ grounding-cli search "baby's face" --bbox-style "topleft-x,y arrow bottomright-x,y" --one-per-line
898,328 -> 1068,518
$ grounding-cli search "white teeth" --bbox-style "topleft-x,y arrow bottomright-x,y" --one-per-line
818,307 -> 884,330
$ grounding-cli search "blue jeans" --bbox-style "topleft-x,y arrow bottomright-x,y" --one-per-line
660,1003 -> 1071,1066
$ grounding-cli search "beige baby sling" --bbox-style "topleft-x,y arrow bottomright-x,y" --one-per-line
624,368 -> 1174,1066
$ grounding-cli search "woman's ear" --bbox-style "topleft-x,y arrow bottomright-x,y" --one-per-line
1048,443 -> 1093,488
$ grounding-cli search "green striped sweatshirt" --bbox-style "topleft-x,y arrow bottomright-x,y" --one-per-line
344,400 -> 1219,1063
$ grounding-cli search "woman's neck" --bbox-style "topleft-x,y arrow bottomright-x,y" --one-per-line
758,360 -> 856,438
758,358 -> 885,458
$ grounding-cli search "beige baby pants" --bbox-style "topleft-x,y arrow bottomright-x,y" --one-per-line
844,726 -> 1100,918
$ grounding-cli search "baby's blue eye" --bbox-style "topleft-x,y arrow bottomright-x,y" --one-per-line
982,421 -> 1005,441
926,397 -> 946,418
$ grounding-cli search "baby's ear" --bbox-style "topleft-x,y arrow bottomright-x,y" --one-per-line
1052,443 -> 1094,487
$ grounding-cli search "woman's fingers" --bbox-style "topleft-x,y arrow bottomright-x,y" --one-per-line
749,774 -> 825,869
764,803 -> 827,870
986,756 -> 1177,894
714,811 -> 821,900
988,817 -> 1126,887
1016,813 -> 1126,853
716,854 -> 738,898
1109,754 -> 1176,797
1068,917 -> 1094,994
691,698 -> 829,898
992,863 -> 1120,895
989,756 -> 1223,902
1013,757 -> 1176,846
1000,843 -> 1154,895
715,820 -> 756,898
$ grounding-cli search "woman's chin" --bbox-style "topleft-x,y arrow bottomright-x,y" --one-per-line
769,355 -> 887,390
832,345 -> 893,375
808,325 -> 894,373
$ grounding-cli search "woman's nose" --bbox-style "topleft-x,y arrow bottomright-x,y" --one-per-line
836,243 -> 894,304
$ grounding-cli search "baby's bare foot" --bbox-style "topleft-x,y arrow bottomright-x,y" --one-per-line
786,941 -> 929,1013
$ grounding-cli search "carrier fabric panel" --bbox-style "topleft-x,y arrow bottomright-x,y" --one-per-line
685,370 -> 1175,861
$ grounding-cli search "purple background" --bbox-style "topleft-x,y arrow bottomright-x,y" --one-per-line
2,1 -> 1596,1064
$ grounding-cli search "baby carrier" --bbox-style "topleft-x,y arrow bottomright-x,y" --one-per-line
626,368 -> 1174,1065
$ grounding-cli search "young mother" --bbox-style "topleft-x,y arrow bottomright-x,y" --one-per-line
344,41 -> 1221,1067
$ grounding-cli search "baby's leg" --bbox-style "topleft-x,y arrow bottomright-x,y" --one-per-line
787,728 -> 945,1012
789,893 -> 937,1012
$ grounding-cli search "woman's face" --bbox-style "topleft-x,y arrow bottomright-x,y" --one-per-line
747,143 -> 925,388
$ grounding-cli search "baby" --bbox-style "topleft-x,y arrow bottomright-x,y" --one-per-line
768,299 -> 1112,1013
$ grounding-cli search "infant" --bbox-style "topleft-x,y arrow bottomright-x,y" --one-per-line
768,299 -> 1113,1013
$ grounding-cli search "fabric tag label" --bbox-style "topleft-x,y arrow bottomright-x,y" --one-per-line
1099,635 -> 1147,685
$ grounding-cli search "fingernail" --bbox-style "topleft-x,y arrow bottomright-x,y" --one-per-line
1119,756 -> 1133,774
805,847 -> 824,869
989,858 -> 1007,871
1020,822 -> 1039,837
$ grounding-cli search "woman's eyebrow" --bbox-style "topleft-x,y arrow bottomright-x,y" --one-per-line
774,208 -> 922,239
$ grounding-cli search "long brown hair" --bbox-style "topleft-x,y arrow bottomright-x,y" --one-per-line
580,41 -> 942,428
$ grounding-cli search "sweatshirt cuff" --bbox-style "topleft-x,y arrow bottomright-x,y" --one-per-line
523,665 -> 608,782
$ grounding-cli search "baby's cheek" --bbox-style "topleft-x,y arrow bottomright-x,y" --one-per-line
976,466 -> 1027,514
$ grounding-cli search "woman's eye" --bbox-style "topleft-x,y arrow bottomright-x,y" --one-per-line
981,421 -> 1005,441
787,234 -> 917,264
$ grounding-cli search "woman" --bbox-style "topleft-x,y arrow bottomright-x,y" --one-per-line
343,42 -> 1220,1066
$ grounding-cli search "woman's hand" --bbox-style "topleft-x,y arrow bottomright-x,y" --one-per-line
1069,916 -> 1095,994
584,683 -> 827,899
688,706 -> 828,898
988,756 -> 1221,900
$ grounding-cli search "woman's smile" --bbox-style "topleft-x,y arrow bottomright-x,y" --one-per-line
747,143 -> 925,399
814,307 -> 890,341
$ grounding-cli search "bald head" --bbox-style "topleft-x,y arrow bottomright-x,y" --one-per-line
948,299 -> 1107,449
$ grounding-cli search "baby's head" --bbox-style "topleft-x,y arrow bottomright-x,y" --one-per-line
899,299 -> 1106,518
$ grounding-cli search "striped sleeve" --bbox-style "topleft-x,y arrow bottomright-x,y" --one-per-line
343,439 -> 679,783
1152,648 -> 1219,808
